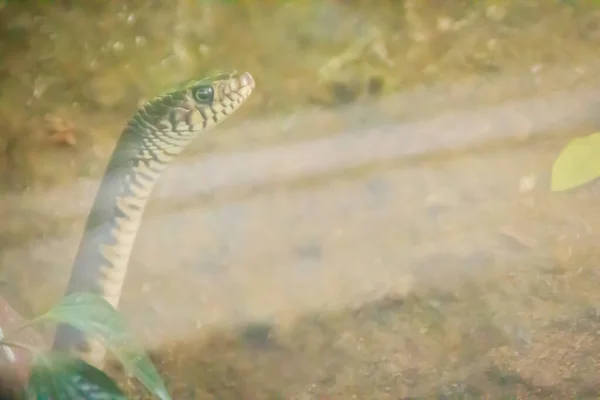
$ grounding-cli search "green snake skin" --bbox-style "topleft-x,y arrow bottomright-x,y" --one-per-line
51,71 -> 255,368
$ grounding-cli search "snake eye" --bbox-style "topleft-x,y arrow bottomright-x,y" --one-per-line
192,85 -> 214,104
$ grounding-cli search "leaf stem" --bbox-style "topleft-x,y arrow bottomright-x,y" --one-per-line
0,339 -> 38,354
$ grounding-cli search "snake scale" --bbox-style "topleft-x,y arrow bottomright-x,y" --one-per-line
51,71 -> 255,369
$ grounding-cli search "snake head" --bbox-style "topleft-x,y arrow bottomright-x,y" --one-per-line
123,71 -> 255,161
182,71 -> 255,130
136,70 -> 255,134
145,71 -> 255,134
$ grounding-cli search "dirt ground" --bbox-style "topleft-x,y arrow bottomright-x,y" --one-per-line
2,0 -> 600,190
3,0 -> 600,398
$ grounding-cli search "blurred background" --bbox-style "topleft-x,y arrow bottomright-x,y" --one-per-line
2,0 -> 600,398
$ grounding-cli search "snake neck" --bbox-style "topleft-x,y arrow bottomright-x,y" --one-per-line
51,123 -> 176,365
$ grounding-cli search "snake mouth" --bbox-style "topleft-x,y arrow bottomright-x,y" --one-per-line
216,71 -> 255,108
228,71 -> 255,103
239,72 -> 255,90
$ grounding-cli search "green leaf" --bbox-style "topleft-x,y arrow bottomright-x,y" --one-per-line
108,344 -> 171,400
29,293 -> 171,400
552,132 -> 600,191
27,352 -> 126,399
29,293 -> 126,343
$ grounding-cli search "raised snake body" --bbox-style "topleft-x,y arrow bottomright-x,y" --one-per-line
51,71 -> 255,368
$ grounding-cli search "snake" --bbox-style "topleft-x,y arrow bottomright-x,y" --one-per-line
50,71 -> 255,369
